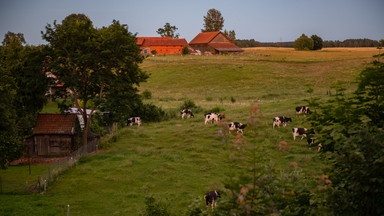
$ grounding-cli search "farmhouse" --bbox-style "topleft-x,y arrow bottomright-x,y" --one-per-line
31,113 -> 78,156
189,31 -> 243,55
137,37 -> 188,55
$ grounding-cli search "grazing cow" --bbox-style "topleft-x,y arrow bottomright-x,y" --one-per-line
228,122 -> 247,134
126,117 -> 142,126
204,113 -> 224,125
296,106 -> 312,115
204,190 -> 221,209
272,116 -> 292,128
292,127 -> 314,140
180,109 -> 194,119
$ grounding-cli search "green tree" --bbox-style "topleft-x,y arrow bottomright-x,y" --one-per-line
156,22 -> 180,38
309,57 -> 384,215
311,34 -> 323,50
294,34 -> 314,50
224,29 -> 236,42
42,14 -> 148,149
0,32 -> 49,168
202,8 -> 224,32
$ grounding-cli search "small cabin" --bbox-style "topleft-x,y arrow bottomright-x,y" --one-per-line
189,31 -> 243,55
31,113 -> 78,157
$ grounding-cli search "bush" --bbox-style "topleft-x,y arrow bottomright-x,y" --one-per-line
294,34 -> 314,50
182,46 -> 189,55
206,106 -> 225,113
179,99 -> 203,113
142,89 -> 152,99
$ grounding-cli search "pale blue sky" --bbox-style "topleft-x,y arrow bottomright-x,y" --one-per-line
0,0 -> 383,45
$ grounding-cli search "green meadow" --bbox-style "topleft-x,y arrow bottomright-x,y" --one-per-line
0,47 -> 379,215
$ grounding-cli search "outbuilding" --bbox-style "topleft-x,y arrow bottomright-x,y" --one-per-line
189,31 -> 243,55
31,113 -> 78,156
137,37 -> 188,55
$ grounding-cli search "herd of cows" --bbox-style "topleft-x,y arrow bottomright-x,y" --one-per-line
125,105 -> 319,208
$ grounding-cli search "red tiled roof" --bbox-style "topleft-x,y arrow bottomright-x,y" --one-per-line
137,37 -> 187,46
189,31 -> 221,44
33,113 -> 77,135
209,43 -> 243,52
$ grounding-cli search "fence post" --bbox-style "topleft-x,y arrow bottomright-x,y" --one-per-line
0,176 -> 2,193
44,179 -> 47,193
67,204 -> 70,216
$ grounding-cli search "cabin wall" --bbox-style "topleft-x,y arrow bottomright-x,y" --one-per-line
34,134 -> 73,156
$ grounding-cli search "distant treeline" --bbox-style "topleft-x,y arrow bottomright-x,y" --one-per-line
234,38 -> 382,48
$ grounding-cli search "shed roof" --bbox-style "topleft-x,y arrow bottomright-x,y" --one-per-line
189,31 -> 221,44
33,113 -> 77,135
137,37 -> 187,46
209,43 -> 243,52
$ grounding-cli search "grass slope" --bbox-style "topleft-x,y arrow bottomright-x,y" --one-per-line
0,48 -> 378,215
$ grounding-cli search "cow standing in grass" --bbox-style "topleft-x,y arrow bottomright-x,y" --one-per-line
204,113 -> 224,125
204,190 -> 221,209
228,122 -> 247,134
181,109 -> 194,119
272,116 -> 292,128
296,106 -> 312,116
126,117 -> 142,126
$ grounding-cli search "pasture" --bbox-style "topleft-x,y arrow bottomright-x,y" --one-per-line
0,47 -> 378,215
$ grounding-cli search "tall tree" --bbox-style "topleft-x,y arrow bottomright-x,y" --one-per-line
294,34 -> 314,50
0,32 -> 48,168
156,22 -> 180,38
311,35 -> 323,50
42,14 -> 147,150
202,8 -> 224,32
224,29 -> 236,42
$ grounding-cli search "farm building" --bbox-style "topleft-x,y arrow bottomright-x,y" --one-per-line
189,31 -> 243,55
31,113 -> 78,157
136,37 -> 188,55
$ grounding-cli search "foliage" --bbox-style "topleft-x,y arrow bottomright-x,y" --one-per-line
156,22 -> 180,39
234,39 -> 261,48
308,58 -> 384,215
201,8 -> 224,32
182,46 -> 189,55
311,35 -> 323,50
0,32 -> 48,168
140,196 -> 173,216
223,30 -> 236,42
42,14 -> 147,146
294,34 -> 314,50
142,89 -> 152,99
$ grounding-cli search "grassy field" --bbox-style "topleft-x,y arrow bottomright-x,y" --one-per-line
0,47 -> 379,215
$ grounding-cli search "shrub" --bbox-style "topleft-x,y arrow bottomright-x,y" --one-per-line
179,99 -> 203,113
182,46 -> 189,55
142,89 -> 152,99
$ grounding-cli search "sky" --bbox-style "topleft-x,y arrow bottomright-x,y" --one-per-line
0,0 -> 383,45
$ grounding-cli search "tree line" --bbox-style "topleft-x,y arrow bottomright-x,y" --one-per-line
235,38 -> 382,48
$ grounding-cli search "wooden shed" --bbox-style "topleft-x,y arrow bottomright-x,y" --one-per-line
189,31 -> 243,55
137,37 -> 188,55
32,113 -> 77,156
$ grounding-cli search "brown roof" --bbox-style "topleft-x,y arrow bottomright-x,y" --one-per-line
137,37 -> 187,46
189,31 -> 221,44
209,43 -> 243,52
33,113 -> 77,135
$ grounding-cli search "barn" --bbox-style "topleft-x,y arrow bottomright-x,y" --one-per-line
31,113 -> 78,156
189,31 -> 243,55
137,37 -> 188,55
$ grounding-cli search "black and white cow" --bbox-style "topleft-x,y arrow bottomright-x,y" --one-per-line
228,122 -> 247,134
272,116 -> 292,128
180,109 -> 194,119
204,190 -> 221,209
126,117 -> 142,126
292,127 -> 315,140
204,113 -> 224,125
296,106 -> 312,115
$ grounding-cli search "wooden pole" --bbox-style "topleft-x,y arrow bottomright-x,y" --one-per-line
67,204 -> 70,216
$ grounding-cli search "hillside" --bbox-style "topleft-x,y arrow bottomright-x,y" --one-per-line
0,47 -> 378,215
